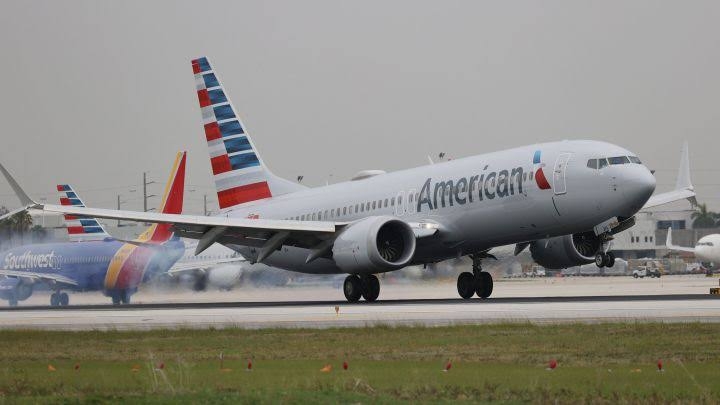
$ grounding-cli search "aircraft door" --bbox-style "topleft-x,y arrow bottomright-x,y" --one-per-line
395,191 -> 405,216
553,153 -> 572,195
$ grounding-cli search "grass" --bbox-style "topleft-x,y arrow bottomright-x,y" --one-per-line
0,323 -> 718,403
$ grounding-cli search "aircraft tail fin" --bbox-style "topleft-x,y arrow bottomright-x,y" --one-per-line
191,57 -> 305,212
57,184 -> 111,241
136,152 -> 187,244
642,141 -> 696,209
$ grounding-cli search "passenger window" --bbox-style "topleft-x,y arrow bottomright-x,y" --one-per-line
360,204 -> 364,212
586,159 -> 598,169
366,202 -> 370,211
629,156 -> 642,164
608,156 -> 630,165
598,159 -> 608,169
384,199 -> 388,207
372,201 -> 376,210
343,207 -> 347,215
391,197 -> 395,206
398,196 -> 402,204
529,172 -> 534,181
312,213 -> 316,220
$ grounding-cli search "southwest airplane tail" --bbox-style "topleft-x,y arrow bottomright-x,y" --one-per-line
136,151 -> 187,243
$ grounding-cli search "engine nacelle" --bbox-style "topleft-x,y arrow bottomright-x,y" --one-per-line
0,278 -> 33,301
529,232 -> 602,269
333,216 -> 417,274
207,265 -> 242,290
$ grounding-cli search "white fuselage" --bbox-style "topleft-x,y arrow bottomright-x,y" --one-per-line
695,234 -> 720,264
220,140 -> 655,274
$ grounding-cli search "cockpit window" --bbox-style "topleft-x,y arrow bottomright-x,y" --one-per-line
598,158 -> 608,169
608,156 -> 630,165
586,159 -> 598,169
698,242 -> 714,247
629,156 -> 642,164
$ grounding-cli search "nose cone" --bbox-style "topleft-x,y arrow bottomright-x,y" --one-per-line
623,166 -> 656,213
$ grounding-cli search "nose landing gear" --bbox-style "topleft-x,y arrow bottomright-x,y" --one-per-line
595,251 -> 615,268
457,254 -> 494,300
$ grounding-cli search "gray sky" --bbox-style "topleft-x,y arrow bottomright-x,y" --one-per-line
1,0 -> 719,215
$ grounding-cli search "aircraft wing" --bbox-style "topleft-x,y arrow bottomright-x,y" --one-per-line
665,227 -> 696,253
167,257 -> 246,275
642,141 -> 696,210
0,269 -> 79,286
37,203 -> 339,255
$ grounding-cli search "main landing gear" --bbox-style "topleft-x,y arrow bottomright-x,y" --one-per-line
110,289 -> 132,305
457,254 -> 493,300
50,291 -> 69,307
343,274 -> 380,302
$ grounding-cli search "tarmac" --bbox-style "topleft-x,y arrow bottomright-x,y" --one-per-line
0,275 -> 718,330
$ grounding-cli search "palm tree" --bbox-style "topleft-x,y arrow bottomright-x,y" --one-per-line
691,203 -> 719,229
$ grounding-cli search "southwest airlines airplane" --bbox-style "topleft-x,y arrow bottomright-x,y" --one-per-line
0,153 -> 187,306
0,57 -> 696,303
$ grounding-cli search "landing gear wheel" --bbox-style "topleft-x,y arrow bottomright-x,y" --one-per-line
50,293 -> 60,307
605,252 -> 615,268
59,292 -> 69,306
111,293 -> 121,305
361,275 -> 380,302
9,298 -> 18,307
120,290 -> 131,304
595,253 -> 606,268
476,272 -> 494,299
343,275 -> 362,302
457,272 -> 476,300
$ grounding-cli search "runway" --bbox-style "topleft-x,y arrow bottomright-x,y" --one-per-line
0,276 -> 718,330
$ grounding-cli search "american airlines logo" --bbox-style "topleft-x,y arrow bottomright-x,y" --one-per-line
417,166 -> 526,212
4,251 -> 62,270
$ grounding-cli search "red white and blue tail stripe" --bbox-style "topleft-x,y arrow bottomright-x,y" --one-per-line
192,57 -> 273,211
57,184 -> 110,241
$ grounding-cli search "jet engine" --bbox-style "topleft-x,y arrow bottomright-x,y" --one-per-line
0,278 -> 33,302
529,232 -> 602,269
333,216 -> 417,274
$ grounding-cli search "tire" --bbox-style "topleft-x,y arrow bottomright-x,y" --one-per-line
111,293 -> 121,305
343,275 -> 362,302
605,252 -> 615,268
50,293 -> 60,307
120,290 -> 131,304
361,275 -> 380,302
59,293 -> 69,306
9,299 -> 18,307
595,253 -> 605,268
633,273 -> 639,279
476,272 -> 494,299
457,272 -> 475,300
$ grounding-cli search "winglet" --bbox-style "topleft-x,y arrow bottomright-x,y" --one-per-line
676,141 -> 693,192
642,141 -> 696,210
0,161 -> 38,210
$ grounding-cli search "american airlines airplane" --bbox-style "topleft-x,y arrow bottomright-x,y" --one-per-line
0,57 -> 696,303
666,228 -> 720,266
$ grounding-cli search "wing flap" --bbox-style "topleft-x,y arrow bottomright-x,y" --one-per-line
0,269 -> 79,286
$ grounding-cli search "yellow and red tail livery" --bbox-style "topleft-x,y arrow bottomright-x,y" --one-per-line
136,151 -> 186,243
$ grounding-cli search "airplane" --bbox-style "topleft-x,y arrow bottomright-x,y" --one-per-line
0,57 -> 697,303
0,152 -> 187,306
666,227 -> 720,266
169,240 -> 245,291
